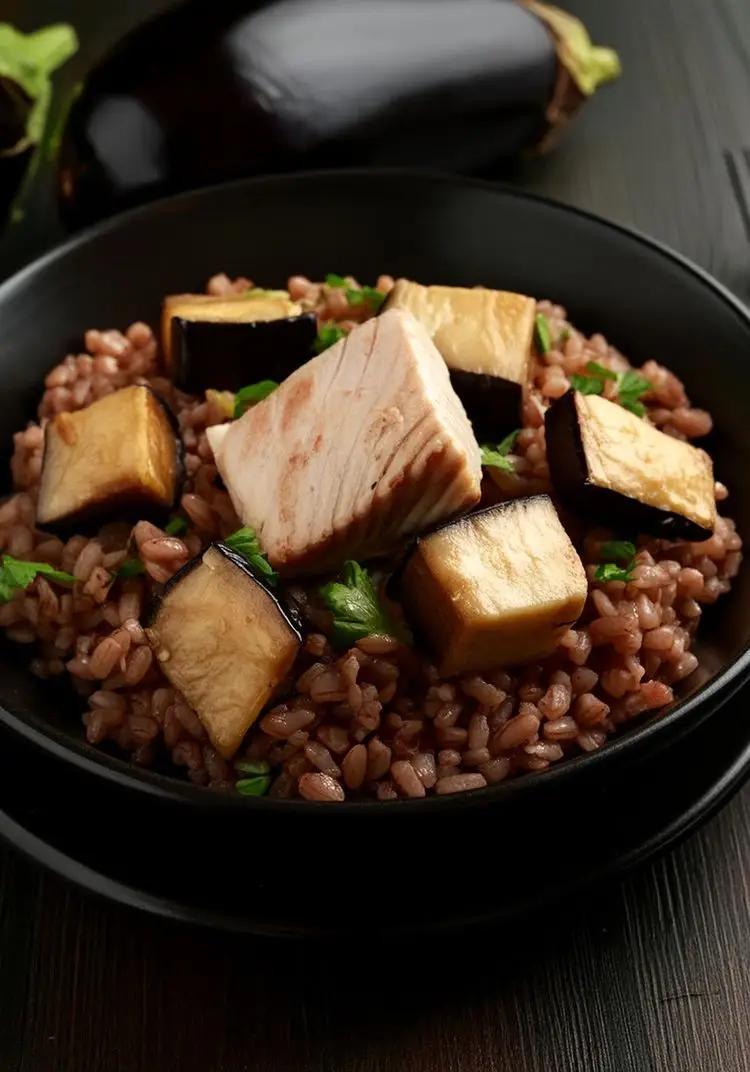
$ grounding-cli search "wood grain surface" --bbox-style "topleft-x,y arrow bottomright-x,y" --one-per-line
3,1 -> 750,1070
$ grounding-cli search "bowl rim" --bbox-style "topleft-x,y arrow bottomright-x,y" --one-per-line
1,165 -> 748,815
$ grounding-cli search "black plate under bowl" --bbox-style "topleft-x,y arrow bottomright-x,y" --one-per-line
0,170 -> 748,934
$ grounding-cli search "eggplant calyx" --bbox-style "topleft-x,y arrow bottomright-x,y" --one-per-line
0,22 -> 78,156
523,1 -> 621,96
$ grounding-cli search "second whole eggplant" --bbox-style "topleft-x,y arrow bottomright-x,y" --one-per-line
57,0 -> 619,227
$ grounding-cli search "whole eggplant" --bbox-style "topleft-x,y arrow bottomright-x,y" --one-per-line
58,0 -> 619,227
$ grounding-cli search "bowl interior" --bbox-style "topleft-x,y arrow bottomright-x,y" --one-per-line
0,170 -> 748,798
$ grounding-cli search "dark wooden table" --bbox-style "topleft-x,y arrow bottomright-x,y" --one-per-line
3,2 -> 750,1069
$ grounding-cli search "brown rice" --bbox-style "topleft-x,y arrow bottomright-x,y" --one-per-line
0,275 -> 741,800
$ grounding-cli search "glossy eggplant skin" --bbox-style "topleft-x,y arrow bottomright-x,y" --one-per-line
545,390 -> 714,542
170,312 -> 318,393
449,370 -> 522,442
57,0 -> 556,226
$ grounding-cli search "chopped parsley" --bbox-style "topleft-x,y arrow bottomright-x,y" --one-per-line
594,539 -> 637,584
319,560 -> 406,648
534,313 -> 552,355
314,322 -> 347,354
164,516 -> 188,537
224,526 -> 278,586
235,758 -> 271,796
325,273 -> 386,311
233,380 -> 279,419
117,558 -> 145,579
480,429 -> 521,474
570,361 -> 651,416
0,555 -> 75,602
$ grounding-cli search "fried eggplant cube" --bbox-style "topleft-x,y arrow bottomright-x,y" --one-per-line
545,391 -> 716,540
37,385 -> 180,527
400,496 -> 587,676
382,279 -> 535,439
149,544 -> 301,758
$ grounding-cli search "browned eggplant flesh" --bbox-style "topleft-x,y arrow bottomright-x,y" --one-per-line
161,291 -> 317,392
382,279 -> 535,439
36,385 -> 181,528
545,391 -> 716,541
399,495 -> 588,676
149,543 -> 302,758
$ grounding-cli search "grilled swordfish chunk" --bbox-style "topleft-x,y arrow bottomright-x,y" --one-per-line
207,308 -> 483,576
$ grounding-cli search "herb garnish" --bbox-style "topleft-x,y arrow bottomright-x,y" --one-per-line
235,759 -> 271,796
233,380 -> 279,419
0,554 -> 75,602
165,516 -> 188,537
325,273 -> 386,311
480,429 -> 521,474
534,313 -> 552,355
117,558 -> 145,579
319,560 -> 406,648
224,526 -> 278,586
570,361 -> 651,416
313,322 -> 347,354
594,539 -> 637,583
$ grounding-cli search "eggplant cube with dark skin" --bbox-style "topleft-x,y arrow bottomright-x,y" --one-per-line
382,279 -> 535,440
400,496 -> 587,677
149,544 -> 301,759
545,390 -> 717,541
37,385 -> 180,528
161,292 -> 317,392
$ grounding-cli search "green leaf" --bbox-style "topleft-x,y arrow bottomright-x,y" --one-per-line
233,380 -> 279,419
236,775 -> 271,796
319,560 -> 404,648
313,322 -> 347,354
595,562 -> 634,584
585,360 -> 618,381
325,273 -> 348,289
0,554 -> 75,603
616,370 -> 651,418
224,527 -> 278,587
235,759 -> 270,776
325,274 -> 385,311
534,313 -> 551,355
480,429 -> 520,473
0,23 -> 78,154
569,374 -> 603,395
164,516 -> 188,537
118,558 -> 146,579
599,540 -> 636,563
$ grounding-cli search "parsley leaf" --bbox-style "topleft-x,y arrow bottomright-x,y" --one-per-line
616,370 -> 651,417
595,539 -> 637,583
165,516 -> 188,537
534,313 -> 552,355
325,273 -> 385,311
0,554 -> 75,603
235,758 -> 271,796
569,374 -> 603,395
570,361 -> 651,416
319,561 -> 404,648
118,558 -> 145,579
233,380 -> 279,419
595,562 -> 634,584
599,540 -> 636,563
314,322 -> 347,354
586,360 -> 618,381
224,526 -> 278,587
480,429 -> 521,473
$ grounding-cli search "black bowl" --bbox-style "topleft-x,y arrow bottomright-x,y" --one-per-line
0,170 -> 748,934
